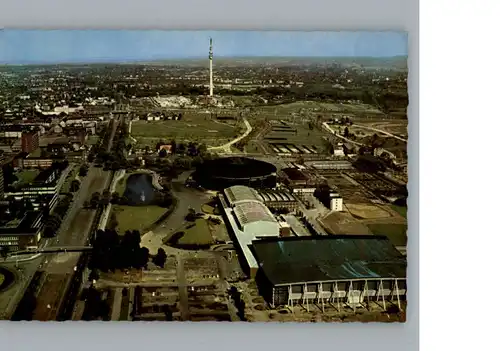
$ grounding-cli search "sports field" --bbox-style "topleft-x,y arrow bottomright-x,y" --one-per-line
131,117 -> 238,147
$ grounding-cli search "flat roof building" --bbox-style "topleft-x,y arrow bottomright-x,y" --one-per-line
0,210 -> 44,251
252,235 -> 407,310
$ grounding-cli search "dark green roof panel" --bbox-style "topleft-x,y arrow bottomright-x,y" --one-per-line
252,235 -> 407,285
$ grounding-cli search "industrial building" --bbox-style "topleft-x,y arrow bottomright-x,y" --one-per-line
252,235 -> 407,310
257,189 -> 299,212
279,167 -> 326,199
219,185 -> 282,277
314,185 -> 343,212
305,160 -> 353,171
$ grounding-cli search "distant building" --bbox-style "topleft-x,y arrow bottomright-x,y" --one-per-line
158,144 -> 172,155
21,131 -> 40,153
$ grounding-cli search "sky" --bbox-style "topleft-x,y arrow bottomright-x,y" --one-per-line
0,30 -> 407,64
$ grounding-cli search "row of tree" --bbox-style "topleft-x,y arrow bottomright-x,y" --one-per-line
89,229 -> 168,272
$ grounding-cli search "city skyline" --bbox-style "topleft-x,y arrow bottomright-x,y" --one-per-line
0,30 -> 408,64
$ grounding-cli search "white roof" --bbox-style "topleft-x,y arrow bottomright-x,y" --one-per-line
233,201 -> 277,226
224,185 -> 261,207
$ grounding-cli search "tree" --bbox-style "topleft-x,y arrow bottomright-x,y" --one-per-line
177,143 -> 186,155
185,208 -> 196,222
108,212 -> 118,230
2,164 -> 18,186
89,269 -> 99,282
70,179 -> 81,192
101,191 -> 111,205
111,192 -> 120,204
90,192 -> 101,208
170,139 -> 177,154
138,247 -> 150,268
153,248 -> 167,268
343,127 -> 349,138
197,143 -> 207,155
43,215 -> 61,238
0,246 -> 10,259
79,165 -> 89,177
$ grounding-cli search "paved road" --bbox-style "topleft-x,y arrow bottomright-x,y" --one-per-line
208,118 -> 252,154
58,166 -> 112,247
5,117 -> 120,320
322,122 -> 365,147
153,171 -> 211,238
352,123 -> 407,143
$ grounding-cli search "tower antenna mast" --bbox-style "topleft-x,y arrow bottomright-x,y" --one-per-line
209,37 -> 214,97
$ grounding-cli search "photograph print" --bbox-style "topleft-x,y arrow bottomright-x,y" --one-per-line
0,30 -> 409,322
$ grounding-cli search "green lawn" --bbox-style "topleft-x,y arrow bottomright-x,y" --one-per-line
110,205 -> 167,234
367,223 -> 408,247
177,218 -> 213,245
131,119 -> 237,147
29,148 -> 42,157
115,176 -> 127,196
61,167 -> 79,193
15,170 -> 39,185
391,205 -> 408,219
87,135 -> 100,145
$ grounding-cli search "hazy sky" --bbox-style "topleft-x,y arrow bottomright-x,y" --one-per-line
0,30 -> 407,64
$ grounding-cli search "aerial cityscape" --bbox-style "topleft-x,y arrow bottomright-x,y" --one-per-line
0,30 -> 408,322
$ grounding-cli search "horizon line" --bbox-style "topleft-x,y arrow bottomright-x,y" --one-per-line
0,55 -> 408,66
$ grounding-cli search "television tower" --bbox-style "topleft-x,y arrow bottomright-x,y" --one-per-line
209,37 -> 214,97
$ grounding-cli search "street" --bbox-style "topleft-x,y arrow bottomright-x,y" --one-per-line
4,117 -> 120,320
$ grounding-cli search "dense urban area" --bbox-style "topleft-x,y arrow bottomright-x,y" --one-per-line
0,49 -> 408,322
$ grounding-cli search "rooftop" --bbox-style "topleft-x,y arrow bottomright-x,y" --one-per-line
281,167 -> 308,181
233,201 -> 277,227
224,185 -> 261,206
252,235 -> 407,286
258,189 -> 296,203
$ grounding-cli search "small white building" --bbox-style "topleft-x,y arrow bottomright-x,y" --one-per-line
330,193 -> 343,212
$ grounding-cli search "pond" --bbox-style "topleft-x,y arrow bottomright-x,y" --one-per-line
123,173 -> 157,205
0,266 -> 15,291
